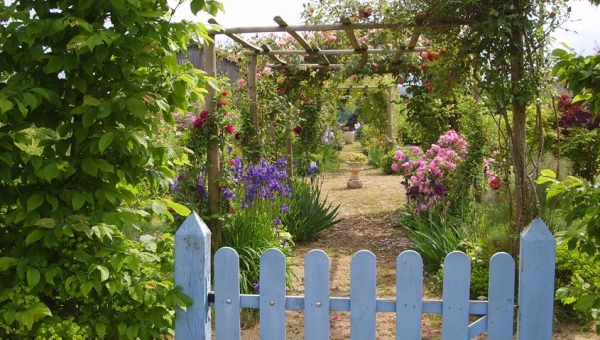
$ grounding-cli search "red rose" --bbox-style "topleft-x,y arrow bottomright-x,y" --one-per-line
200,110 -> 209,119
221,90 -> 229,96
489,178 -> 501,190
234,132 -> 241,140
193,118 -> 203,127
294,125 -> 303,135
220,100 -> 227,106
277,88 -> 285,94
225,124 -> 234,134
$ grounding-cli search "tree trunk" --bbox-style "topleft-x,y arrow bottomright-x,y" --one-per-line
510,4 -> 532,245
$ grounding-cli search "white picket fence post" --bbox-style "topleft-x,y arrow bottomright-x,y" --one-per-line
517,217 -> 556,340
175,212 -> 212,339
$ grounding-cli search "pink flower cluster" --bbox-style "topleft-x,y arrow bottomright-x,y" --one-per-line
391,130 -> 468,212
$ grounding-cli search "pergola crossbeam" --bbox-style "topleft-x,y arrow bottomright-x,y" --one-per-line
241,47 -> 426,56
267,63 -> 343,69
341,17 -> 363,50
261,44 -> 287,65
209,18 -> 261,52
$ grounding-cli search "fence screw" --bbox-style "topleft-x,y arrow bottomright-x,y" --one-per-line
226,299 -> 232,305
269,301 -> 275,306
315,302 -> 322,308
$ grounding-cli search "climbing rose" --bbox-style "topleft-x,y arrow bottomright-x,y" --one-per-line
193,118 -> 203,127
221,90 -> 229,96
225,125 -> 234,134
294,125 -> 303,135
489,178 -> 501,190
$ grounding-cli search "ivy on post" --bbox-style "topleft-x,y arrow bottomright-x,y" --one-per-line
175,213 -> 212,340
203,36 -> 223,251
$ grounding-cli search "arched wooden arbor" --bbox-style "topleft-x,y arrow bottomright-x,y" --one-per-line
200,13 -> 461,248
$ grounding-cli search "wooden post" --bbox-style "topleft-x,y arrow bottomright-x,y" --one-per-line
249,55 -> 260,163
175,213 -> 212,340
387,86 -> 394,142
203,37 -> 222,250
517,218 -> 556,340
286,133 -> 293,178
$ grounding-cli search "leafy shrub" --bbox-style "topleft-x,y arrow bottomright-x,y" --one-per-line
555,243 -> 600,327
367,144 -> 384,168
381,150 -> 398,175
398,206 -> 471,271
0,225 -> 190,339
283,178 -> 342,242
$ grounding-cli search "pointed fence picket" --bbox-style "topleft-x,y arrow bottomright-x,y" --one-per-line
175,214 -> 556,340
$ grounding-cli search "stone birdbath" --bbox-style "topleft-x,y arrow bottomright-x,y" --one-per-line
346,152 -> 367,189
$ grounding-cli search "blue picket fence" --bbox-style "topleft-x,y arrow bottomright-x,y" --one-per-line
174,213 -> 556,339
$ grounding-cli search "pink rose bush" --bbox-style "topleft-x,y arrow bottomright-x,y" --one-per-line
391,130 -> 468,212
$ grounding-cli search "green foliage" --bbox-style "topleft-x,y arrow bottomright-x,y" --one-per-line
381,150 -> 398,175
398,206 -> 471,271
538,169 -> 600,331
555,243 -> 600,330
0,0 -> 218,337
283,179 -> 342,242
223,202 -> 291,295
553,49 -> 600,114
0,225 -> 190,338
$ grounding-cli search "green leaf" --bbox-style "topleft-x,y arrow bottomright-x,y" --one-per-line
45,267 -> 59,285
27,268 -> 40,288
81,157 -> 98,176
98,132 -> 115,153
96,323 -> 106,338
95,159 -> 114,173
129,285 -> 144,302
126,98 -> 147,115
540,169 -> 556,179
29,302 -> 52,318
0,257 -> 18,271
81,281 -> 94,296
164,198 -> 191,216
126,324 -> 139,340
83,95 -> 101,106
45,56 -> 63,73
43,163 -> 61,182
15,310 -> 34,330
35,218 -> 56,228
0,152 -> 14,166
25,229 -> 45,245
190,0 -> 206,14
26,194 -> 44,212
86,33 -> 104,52
95,265 -> 110,282
72,192 -> 86,211
118,322 -> 127,336
0,99 -> 14,113
151,201 -> 167,215
3,309 -> 15,325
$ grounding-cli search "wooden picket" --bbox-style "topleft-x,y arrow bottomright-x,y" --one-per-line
175,214 -> 556,340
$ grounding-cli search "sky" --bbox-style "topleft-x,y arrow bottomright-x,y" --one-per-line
172,0 -> 600,55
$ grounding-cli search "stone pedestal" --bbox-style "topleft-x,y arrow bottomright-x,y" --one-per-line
347,178 -> 363,189
347,162 -> 364,189
343,131 -> 355,144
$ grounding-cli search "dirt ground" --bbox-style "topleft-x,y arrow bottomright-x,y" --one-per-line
239,144 -> 599,339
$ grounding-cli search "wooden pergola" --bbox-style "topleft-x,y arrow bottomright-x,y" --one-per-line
200,13 -> 451,248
